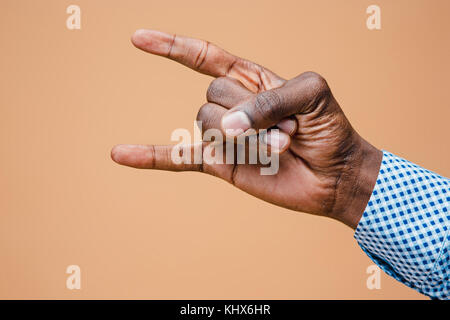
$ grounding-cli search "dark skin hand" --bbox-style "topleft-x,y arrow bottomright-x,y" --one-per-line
111,29 -> 383,229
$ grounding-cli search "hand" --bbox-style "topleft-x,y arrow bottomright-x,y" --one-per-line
111,30 -> 383,229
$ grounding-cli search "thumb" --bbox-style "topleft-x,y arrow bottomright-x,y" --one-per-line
221,72 -> 330,134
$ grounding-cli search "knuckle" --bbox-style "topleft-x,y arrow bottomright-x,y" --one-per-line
206,77 -> 227,102
300,71 -> 330,97
196,103 -> 213,123
206,76 -> 242,102
253,90 -> 283,123
194,40 -> 209,69
196,103 -> 218,133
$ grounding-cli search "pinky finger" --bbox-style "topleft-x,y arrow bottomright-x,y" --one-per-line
111,144 -> 203,172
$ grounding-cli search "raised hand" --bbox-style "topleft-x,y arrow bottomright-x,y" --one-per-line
111,30 -> 382,229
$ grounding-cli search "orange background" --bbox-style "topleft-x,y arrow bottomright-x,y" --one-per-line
1,0 -> 449,299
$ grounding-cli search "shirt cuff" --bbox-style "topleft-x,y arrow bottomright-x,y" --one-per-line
354,150 -> 449,299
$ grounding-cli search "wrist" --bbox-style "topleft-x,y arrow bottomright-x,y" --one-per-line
330,136 -> 383,229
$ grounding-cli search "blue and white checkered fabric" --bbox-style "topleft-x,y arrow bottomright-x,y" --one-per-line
355,151 -> 449,299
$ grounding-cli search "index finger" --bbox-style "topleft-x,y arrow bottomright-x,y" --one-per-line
131,29 -> 285,91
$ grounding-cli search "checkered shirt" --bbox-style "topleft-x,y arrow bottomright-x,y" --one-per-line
354,151 -> 449,299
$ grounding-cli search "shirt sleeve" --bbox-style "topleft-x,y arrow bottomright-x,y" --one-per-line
354,151 -> 449,299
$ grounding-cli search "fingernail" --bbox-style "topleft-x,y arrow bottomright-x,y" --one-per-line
111,144 -> 129,163
221,111 -> 251,136
111,144 -> 145,162
277,118 -> 297,134
263,131 -> 289,152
